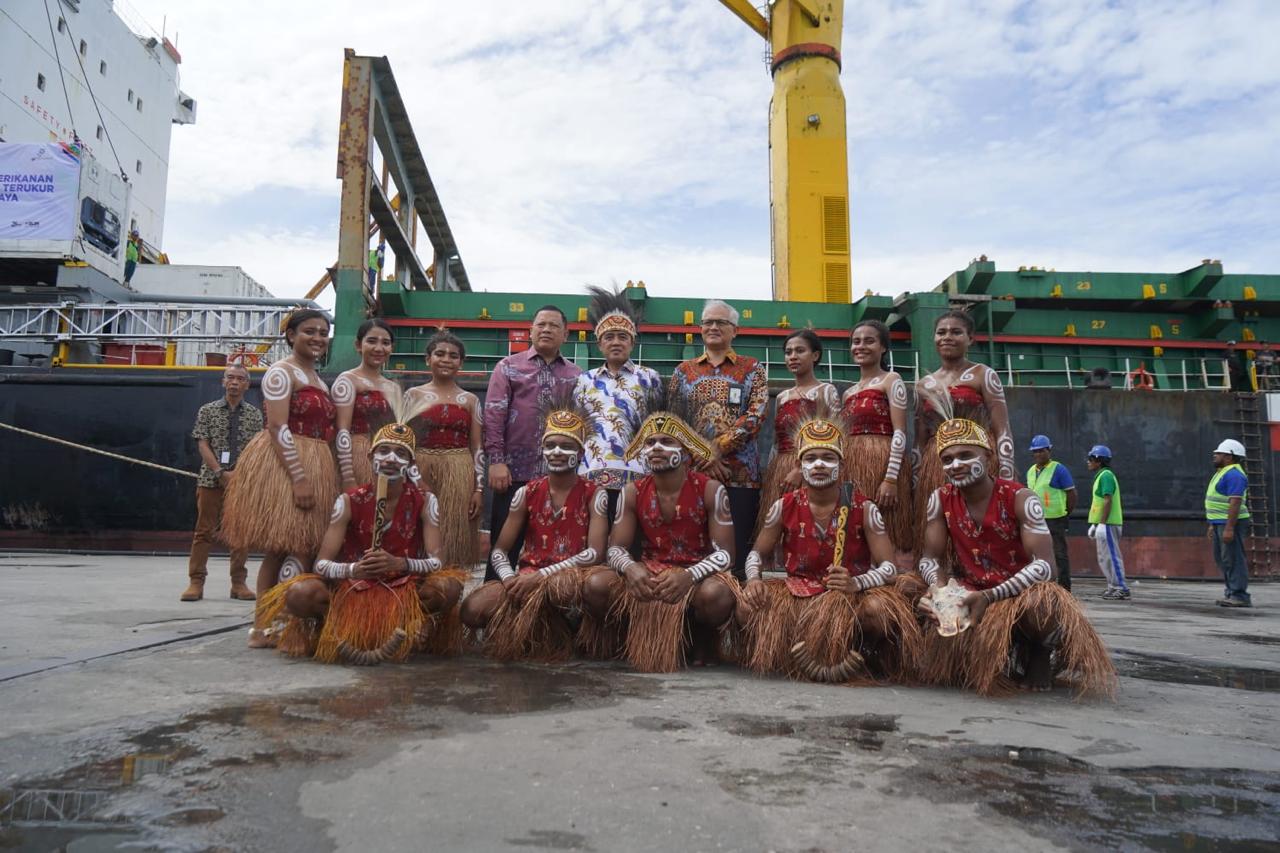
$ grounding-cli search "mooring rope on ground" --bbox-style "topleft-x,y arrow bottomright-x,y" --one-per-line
0,421 -> 198,479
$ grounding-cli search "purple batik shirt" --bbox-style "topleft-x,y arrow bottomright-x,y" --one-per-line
484,348 -> 582,483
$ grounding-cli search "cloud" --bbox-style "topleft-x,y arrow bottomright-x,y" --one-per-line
128,0 -> 1280,303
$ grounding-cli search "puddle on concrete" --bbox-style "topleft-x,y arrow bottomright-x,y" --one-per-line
1210,633 -> 1280,648
630,716 -> 692,732
1,659 -> 656,850
896,744 -> 1280,851
714,713 -> 899,752
1113,650 -> 1280,692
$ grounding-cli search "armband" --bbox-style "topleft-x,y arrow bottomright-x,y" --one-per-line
918,556 -> 940,586
983,558 -> 1051,603
744,550 -> 763,581
538,548 -> 598,577
407,557 -> 442,576
315,559 -> 353,580
491,548 -> 515,581
852,561 -> 895,592
607,545 -> 633,575
686,547 -> 731,581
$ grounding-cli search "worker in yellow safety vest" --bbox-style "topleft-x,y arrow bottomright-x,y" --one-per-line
1206,439 -> 1252,608
1025,434 -> 1077,590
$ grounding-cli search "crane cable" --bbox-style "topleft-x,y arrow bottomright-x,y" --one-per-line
39,0 -> 78,143
50,0 -> 129,183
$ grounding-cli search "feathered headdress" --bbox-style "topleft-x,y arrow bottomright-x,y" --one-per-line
371,421 -> 416,455
936,418 -> 992,453
625,411 -> 714,466
794,417 -> 844,459
538,383 -> 591,450
587,284 -> 640,340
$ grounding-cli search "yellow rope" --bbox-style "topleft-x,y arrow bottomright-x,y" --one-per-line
0,421 -> 198,479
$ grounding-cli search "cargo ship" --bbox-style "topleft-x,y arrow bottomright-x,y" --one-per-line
2,2 -> 1276,582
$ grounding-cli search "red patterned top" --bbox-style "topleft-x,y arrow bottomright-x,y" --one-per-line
351,390 -> 393,436
842,389 -> 892,437
636,470 -> 710,570
773,397 -> 818,453
517,476 -> 598,573
410,403 -> 471,451
779,488 -> 872,596
940,478 -> 1027,591
918,384 -> 987,445
339,481 -> 425,563
290,386 -> 336,442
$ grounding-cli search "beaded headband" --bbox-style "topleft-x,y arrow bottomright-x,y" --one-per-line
795,418 -> 845,459
371,422 -> 416,455
625,412 -> 714,465
543,409 -> 588,448
936,418 -> 992,453
594,310 -> 637,340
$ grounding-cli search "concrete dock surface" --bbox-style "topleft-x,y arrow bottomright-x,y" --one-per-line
0,552 -> 1276,852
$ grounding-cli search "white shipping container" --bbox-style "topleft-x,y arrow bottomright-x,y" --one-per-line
128,264 -> 275,299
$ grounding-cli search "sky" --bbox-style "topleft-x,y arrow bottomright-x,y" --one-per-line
126,0 -> 1280,308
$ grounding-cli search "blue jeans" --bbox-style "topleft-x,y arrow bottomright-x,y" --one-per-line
1212,519 -> 1251,603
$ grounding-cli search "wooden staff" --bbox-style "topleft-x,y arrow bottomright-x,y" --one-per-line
370,474 -> 389,550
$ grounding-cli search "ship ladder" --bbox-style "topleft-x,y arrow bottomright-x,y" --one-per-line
1222,394 -> 1275,578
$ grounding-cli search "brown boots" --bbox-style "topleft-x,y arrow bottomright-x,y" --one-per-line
181,580 -> 204,602
230,581 -> 257,601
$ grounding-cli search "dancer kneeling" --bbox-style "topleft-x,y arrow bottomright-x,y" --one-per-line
461,409 -> 608,661
738,419 -> 922,683
918,418 -> 1115,696
262,423 -> 466,664
580,412 -> 738,671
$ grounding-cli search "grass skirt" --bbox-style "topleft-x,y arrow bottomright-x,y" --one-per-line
418,567 -> 468,656
350,432 -> 373,486
416,448 -> 477,567
223,431 -> 337,556
743,581 -> 921,683
919,582 -> 1116,698
480,569 -> 584,663
577,566 -> 626,660
315,578 -> 426,664
756,450 -> 799,535
614,569 -> 738,673
844,433 -> 914,552
256,573 -> 318,655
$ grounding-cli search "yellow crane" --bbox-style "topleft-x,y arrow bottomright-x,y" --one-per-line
718,0 -> 850,303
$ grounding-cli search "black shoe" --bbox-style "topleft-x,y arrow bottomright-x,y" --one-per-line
1219,598 -> 1251,608
1113,588 -> 1131,600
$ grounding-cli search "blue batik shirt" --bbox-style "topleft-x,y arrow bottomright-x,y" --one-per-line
575,361 -> 663,490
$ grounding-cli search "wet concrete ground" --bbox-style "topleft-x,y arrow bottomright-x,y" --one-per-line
0,552 -> 1277,852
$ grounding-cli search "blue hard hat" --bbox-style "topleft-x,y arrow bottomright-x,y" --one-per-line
1088,444 -> 1113,459
1029,434 -> 1052,451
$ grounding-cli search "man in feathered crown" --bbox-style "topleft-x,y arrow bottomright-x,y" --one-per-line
574,285 -> 663,519
259,422 -> 467,664
917,418 -> 1115,696
460,407 -> 609,661
739,419 -> 922,683
579,411 -> 738,671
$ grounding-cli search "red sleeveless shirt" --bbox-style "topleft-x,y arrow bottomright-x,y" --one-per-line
779,488 -> 872,596
351,389 -> 393,436
843,389 -> 893,437
773,397 -> 817,453
339,480 -> 426,565
940,478 -> 1028,591
517,476 -> 598,573
636,470 -> 710,570
290,386 -> 336,441
410,403 -> 471,451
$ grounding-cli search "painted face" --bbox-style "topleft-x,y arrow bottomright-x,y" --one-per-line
289,318 -> 331,360
940,445 -> 989,488
800,448 -> 841,488
371,444 -> 414,480
357,327 -> 393,368
542,435 -> 581,472
642,434 -> 684,472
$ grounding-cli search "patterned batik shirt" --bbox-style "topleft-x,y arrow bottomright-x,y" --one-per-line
484,348 -> 583,483
192,398 -> 264,488
574,360 -> 663,490
667,350 -> 769,488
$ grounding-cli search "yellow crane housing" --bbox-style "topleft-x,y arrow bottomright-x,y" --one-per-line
719,0 -> 850,303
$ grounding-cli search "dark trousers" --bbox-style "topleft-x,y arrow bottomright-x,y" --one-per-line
188,486 -> 248,583
485,481 -> 528,582
727,486 -> 760,581
1212,519 -> 1252,604
1047,516 -> 1071,590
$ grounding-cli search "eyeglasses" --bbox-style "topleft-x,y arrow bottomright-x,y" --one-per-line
701,319 -> 736,329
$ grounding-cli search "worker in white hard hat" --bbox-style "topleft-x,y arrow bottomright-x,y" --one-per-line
1206,439 -> 1252,607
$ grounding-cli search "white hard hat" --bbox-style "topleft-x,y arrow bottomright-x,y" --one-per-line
1215,439 -> 1246,458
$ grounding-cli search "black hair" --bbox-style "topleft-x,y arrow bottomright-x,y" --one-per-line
1089,455 -> 1112,468
851,319 -> 892,371
355,317 -> 395,344
783,329 -> 824,363
532,304 -> 568,326
284,308 -> 331,345
934,309 -> 975,336
425,329 -> 466,362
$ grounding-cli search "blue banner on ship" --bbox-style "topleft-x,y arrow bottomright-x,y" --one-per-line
0,143 -> 81,240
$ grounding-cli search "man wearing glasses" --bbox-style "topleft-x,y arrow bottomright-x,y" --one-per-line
667,299 -> 768,578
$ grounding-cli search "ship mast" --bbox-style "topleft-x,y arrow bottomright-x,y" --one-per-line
718,0 -> 850,304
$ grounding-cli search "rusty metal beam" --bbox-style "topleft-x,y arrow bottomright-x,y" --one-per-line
336,50 -> 375,278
